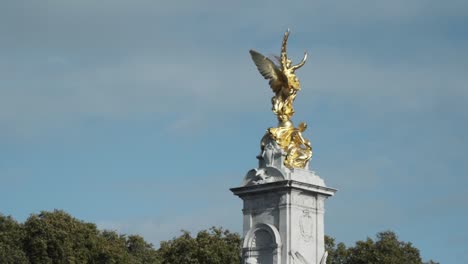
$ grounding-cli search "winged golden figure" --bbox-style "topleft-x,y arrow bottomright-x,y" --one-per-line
250,30 -> 312,169
250,29 -> 307,126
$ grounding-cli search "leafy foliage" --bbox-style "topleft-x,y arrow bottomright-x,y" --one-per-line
4,210 -> 160,264
326,231 -> 439,264
158,227 -> 241,264
325,235 -> 348,264
127,234 -> 162,263
1,210 -> 438,264
0,214 -> 29,264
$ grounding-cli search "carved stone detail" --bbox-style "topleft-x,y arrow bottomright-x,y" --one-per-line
259,136 -> 287,170
299,210 -> 313,242
243,166 -> 286,186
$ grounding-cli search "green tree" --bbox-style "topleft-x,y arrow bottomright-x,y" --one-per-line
0,214 -> 29,264
127,235 -> 162,264
325,235 -> 348,264
95,230 -> 134,264
194,227 -> 240,264
326,231 -> 438,264
347,231 -> 422,264
22,209 -> 160,264
158,227 -> 241,264
23,210 -> 105,263
1,210 -> 440,264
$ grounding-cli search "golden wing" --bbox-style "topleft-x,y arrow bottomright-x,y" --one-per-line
250,49 -> 287,94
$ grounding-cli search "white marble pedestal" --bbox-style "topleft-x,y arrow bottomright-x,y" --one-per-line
231,165 -> 336,264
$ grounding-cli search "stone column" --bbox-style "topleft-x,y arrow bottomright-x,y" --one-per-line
231,140 -> 336,264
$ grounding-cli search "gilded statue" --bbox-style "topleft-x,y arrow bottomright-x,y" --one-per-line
250,30 -> 313,169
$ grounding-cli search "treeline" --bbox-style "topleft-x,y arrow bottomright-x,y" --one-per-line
326,233 -> 438,264
0,210 -> 240,264
0,210 -> 160,263
0,210 -> 437,264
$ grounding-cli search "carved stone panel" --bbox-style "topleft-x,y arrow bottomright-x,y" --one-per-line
299,210 -> 313,242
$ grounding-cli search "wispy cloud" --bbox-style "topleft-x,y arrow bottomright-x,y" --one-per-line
1,0 -> 467,140
1,2 -> 467,263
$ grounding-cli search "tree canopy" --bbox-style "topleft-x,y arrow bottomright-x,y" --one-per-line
1,210 -> 160,264
158,227 -> 240,264
325,231 -> 438,264
0,214 -> 29,263
0,210 -> 437,264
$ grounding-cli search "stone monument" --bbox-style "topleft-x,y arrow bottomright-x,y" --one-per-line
231,30 -> 336,264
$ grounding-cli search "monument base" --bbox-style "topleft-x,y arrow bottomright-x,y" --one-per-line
231,168 -> 336,264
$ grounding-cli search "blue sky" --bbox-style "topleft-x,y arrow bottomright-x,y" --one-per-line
1,1 -> 467,263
